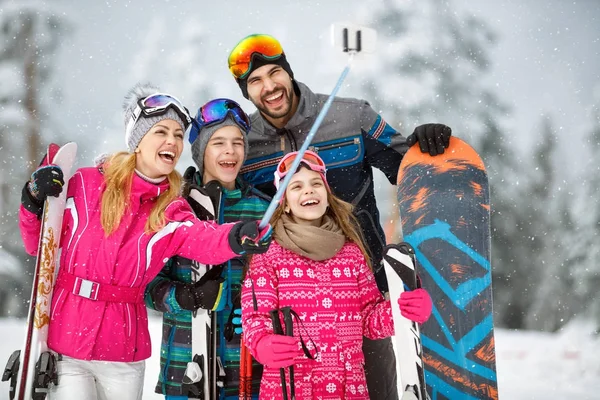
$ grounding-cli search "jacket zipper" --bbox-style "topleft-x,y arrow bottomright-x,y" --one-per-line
310,137 -> 360,152
277,128 -> 297,152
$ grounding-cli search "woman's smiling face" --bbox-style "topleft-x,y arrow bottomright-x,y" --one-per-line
135,119 -> 184,178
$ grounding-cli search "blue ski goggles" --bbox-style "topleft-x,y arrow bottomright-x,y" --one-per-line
188,98 -> 251,145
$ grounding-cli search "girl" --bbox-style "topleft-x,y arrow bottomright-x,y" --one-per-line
18,85 -> 271,400
240,151 -> 432,399
146,98 -> 269,399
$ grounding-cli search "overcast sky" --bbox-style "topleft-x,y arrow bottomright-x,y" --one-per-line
4,0 -> 599,167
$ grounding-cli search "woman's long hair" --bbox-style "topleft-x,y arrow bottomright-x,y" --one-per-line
100,151 -> 182,236
270,179 -> 372,269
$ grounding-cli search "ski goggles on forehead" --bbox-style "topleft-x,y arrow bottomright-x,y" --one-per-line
188,98 -> 251,144
125,93 -> 192,138
274,150 -> 328,190
228,34 -> 284,79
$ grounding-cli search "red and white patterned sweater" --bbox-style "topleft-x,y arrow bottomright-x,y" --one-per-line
241,240 -> 394,400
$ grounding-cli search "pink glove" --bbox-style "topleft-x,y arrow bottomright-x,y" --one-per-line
254,334 -> 303,368
399,288 -> 433,324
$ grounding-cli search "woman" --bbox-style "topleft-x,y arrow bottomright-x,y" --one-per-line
241,151 -> 432,399
18,84 -> 271,400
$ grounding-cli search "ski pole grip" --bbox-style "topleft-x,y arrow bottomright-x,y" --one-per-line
281,307 -> 296,399
269,309 -> 284,335
269,309 -> 289,400
281,307 -> 293,337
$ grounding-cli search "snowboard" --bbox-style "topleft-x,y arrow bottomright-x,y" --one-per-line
383,243 -> 427,400
397,137 -> 498,400
2,142 -> 77,400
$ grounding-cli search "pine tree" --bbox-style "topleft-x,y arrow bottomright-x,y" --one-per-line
359,0 -> 524,327
358,0 -> 502,142
521,115 -> 570,331
528,186 -> 581,331
121,18 -> 214,166
478,111 -> 526,328
0,2 -> 70,254
573,102 -> 600,330
0,0 -> 70,316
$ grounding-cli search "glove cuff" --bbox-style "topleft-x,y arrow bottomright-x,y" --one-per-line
21,182 -> 44,219
210,283 -> 226,312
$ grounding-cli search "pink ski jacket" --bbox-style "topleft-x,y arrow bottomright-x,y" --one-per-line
241,241 -> 394,400
19,166 -> 237,362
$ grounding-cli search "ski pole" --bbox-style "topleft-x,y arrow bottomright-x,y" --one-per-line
239,340 -> 252,400
258,25 -> 373,230
269,309 -> 288,400
258,55 -> 353,230
281,307 -> 296,400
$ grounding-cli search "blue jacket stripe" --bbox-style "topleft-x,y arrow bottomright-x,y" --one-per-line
367,115 -> 396,146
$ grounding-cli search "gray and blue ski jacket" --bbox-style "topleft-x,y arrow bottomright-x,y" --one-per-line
241,81 -> 410,292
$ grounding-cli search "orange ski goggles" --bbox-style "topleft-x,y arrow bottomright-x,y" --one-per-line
274,150 -> 329,190
228,34 -> 285,79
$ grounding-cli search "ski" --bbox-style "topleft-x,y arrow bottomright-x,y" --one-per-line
238,340 -> 252,400
2,142 -> 77,400
383,243 -> 428,400
182,181 -> 225,400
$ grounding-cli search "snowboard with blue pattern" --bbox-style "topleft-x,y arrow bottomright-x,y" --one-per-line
397,137 -> 498,399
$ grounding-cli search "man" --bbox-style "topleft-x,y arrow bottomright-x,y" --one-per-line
228,33 -> 452,400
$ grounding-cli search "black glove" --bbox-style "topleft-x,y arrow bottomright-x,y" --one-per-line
406,123 -> 452,156
174,266 -> 227,311
182,165 -> 197,196
21,165 -> 64,218
183,165 -> 197,183
228,221 -> 273,255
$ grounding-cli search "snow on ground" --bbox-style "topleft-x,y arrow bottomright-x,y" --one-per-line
1,317 -> 599,399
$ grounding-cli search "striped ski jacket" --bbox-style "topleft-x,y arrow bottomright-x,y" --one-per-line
145,175 -> 269,399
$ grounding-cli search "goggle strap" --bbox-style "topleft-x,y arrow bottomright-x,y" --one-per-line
125,105 -> 143,146
140,94 -> 192,124
237,52 -> 284,80
280,156 -> 325,174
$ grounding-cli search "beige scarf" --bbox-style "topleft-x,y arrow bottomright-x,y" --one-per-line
274,213 -> 346,261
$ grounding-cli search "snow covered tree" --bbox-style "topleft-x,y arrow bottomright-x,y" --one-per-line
527,186 -> 581,331
509,120 -> 555,329
356,0 -> 524,327
0,0 -> 70,316
127,18 -> 214,106
573,102 -> 600,331
478,110 -> 527,328
115,18 -> 214,168
518,115 -> 576,331
0,1 -> 70,253
356,0 -> 503,143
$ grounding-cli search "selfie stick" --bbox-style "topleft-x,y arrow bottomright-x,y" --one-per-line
259,27 -> 367,229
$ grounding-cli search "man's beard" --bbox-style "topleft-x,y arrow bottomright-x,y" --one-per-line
255,85 -> 293,120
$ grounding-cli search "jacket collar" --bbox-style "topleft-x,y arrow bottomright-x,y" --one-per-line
194,172 -> 251,206
131,172 -> 170,202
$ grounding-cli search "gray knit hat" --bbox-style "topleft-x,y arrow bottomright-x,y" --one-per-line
123,83 -> 186,152
191,115 -> 249,178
